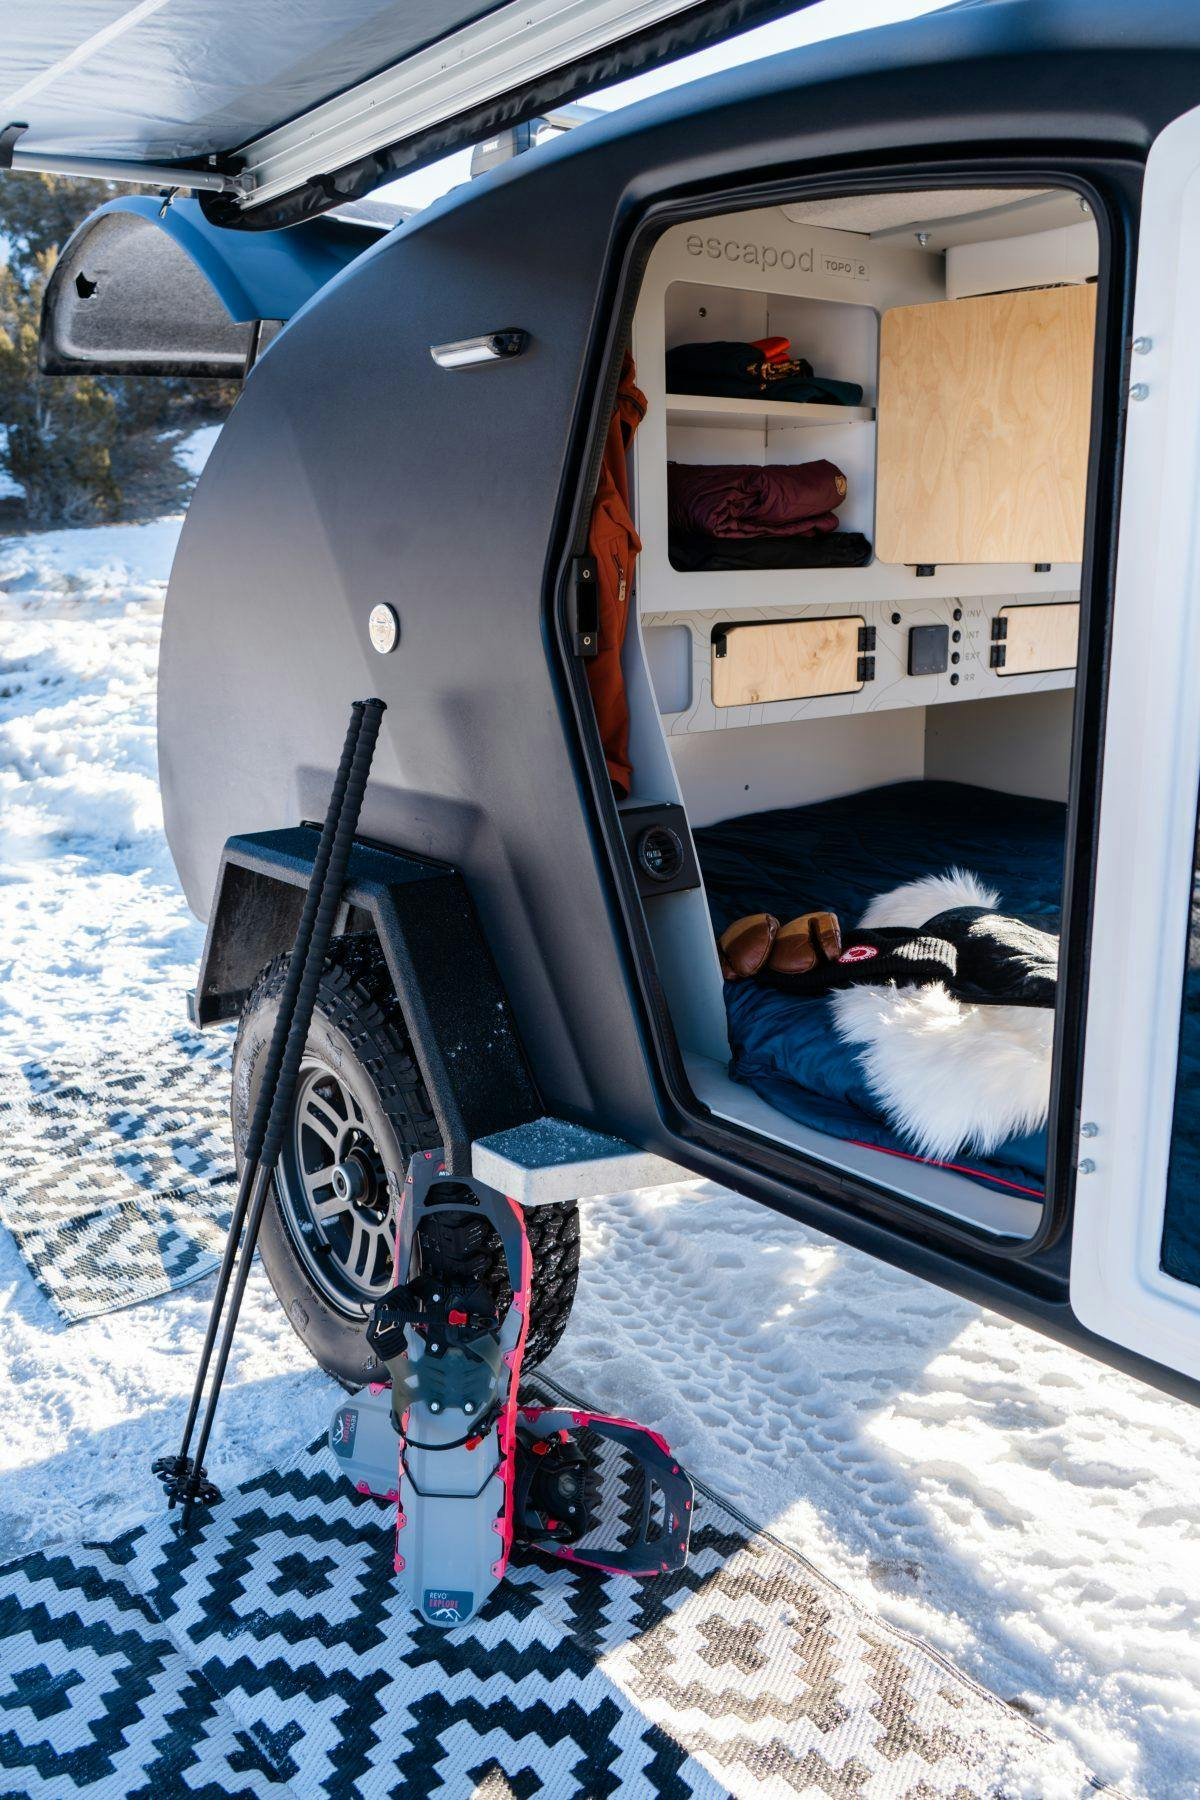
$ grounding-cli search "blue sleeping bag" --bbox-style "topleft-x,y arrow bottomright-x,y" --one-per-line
693,781 -> 1066,1195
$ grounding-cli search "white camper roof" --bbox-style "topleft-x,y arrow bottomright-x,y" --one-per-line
0,1 -> 806,226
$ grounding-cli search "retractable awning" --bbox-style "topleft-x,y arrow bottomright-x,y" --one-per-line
0,0 -> 809,230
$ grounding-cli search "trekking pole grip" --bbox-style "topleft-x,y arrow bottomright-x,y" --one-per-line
259,698 -> 386,1169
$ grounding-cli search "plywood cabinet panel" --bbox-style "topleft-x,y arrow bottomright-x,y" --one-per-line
712,615 -> 864,707
876,284 -> 1096,565
994,600 -> 1080,676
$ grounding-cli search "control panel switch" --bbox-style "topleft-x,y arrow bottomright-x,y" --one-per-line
908,623 -> 950,676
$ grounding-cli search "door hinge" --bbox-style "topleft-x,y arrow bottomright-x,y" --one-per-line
570,556 -> 599,657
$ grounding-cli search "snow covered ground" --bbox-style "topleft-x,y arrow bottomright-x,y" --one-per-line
0,492 -> 1198,1799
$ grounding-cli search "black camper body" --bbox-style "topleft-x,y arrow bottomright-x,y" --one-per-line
20,0 -> 1200,1404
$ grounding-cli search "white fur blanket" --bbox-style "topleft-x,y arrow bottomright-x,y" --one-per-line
830,868 -> 1053,1161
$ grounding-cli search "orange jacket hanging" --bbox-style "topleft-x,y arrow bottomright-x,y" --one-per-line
586,353 -> 646,798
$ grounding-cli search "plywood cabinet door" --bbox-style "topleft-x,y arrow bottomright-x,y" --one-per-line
876,283 -> 1096,565
712,615 -> 864,707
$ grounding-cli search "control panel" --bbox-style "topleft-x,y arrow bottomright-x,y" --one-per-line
908,622 -> 949,676
641,592 -> 1078,736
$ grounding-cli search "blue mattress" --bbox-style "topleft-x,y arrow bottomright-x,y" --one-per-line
693,781 -> 1066,1195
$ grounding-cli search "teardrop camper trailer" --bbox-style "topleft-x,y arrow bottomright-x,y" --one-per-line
19,0 -> 1200,1410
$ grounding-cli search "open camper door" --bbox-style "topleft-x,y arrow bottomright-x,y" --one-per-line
1071,101 -> 1200,1383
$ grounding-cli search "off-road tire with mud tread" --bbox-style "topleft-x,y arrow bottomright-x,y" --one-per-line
232,936 -> 580,1388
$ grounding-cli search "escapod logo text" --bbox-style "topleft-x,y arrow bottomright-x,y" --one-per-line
685,234 -> 869,280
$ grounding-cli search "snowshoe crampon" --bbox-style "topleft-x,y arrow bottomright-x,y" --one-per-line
328,1150 -> 692,1626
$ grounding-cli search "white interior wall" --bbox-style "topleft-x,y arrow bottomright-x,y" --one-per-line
664,281 -> 881,535
924,689 -> 1075,802
946,220 -> 1097,299
668,691 -> 1073,824
666,416 -> 878,538
665,281 -> 880,398
671,709 -> 927,826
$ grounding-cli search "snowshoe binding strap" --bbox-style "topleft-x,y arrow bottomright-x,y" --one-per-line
514,1406 -> 693,1577
368,1272 -> 503,1439
367,1275 -> 502,1360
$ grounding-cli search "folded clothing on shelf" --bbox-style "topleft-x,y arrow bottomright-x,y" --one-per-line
666,339 -> 864,407
668,459 -> 847,540
669,530 -> 872,571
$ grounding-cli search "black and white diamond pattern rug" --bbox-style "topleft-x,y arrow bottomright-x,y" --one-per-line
0,1407 -> 1112,1799
0,1029 -> 235,1321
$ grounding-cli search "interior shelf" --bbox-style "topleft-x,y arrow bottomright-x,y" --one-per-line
665,392 -> 876,432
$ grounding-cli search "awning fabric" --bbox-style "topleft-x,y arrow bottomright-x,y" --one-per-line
0,1 -> 808,230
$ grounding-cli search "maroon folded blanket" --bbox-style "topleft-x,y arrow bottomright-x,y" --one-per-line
667,460 -> 847,539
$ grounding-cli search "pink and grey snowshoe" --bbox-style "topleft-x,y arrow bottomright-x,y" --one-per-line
328,1150 -> 692,1626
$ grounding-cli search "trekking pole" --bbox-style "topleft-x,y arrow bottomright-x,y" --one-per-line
177,696 -> 386,1525
152,700 -> 367,1508
153,698 -> 385,1520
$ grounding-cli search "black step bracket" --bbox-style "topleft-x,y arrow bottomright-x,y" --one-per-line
990,614 -> 1008,669
570,555 -> 599,657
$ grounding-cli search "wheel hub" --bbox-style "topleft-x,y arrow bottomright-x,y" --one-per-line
332,1139 -> 387,1213
277,1061 -> 399,1314
331,1159 -> 364,1205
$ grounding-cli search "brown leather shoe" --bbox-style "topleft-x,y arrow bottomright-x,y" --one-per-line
718,913 -> 779,980
767,910 -> 842,974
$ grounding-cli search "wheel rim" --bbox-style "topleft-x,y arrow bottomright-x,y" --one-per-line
276,1058 -> 398,1314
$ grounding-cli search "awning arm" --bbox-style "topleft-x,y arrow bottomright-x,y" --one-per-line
4,140 -> 244,195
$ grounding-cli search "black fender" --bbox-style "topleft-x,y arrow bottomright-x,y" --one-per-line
195,828 -> 541,1173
